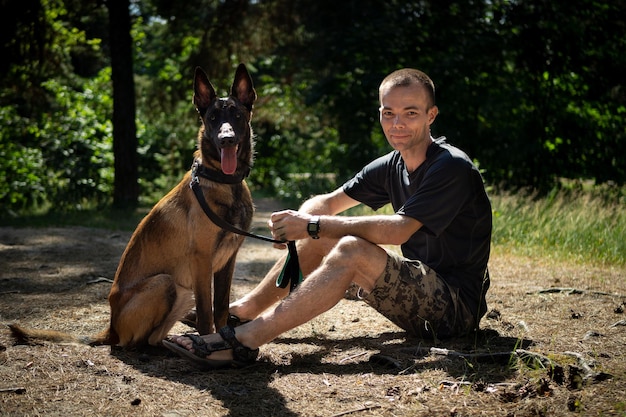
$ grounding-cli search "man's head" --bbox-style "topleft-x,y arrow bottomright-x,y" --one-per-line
378,69 -> 439,156
379,68 -> 436,109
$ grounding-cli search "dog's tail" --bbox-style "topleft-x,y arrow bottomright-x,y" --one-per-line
8,323 -> 112,346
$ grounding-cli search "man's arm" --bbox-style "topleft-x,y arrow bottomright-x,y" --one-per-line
314,213 -> 422,246
270,188 -> 422,246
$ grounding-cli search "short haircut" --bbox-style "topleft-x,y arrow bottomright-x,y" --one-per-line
379,68 -> 436,108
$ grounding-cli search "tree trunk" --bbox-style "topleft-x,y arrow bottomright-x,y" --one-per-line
108,0 -> 138,208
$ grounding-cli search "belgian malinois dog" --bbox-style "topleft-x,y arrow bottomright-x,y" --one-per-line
10,63 -> 256,348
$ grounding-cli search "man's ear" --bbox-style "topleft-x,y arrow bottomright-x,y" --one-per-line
428,105 -> 439,125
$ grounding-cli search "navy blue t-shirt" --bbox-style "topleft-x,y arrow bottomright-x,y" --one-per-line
342,137 -> 492,318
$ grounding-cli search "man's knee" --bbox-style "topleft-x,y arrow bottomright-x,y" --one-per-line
329,236 -> 367,258
327,236 -> 385,271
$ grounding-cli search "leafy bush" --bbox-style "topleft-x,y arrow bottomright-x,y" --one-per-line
0,106 -> 47,214
0,70 -> 114,214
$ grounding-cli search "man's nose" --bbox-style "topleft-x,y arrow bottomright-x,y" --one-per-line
393,115 -> 403,126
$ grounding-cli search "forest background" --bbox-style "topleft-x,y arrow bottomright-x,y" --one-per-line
0,0 -> 624,217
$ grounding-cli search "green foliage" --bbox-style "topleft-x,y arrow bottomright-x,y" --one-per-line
39,72 -> 114,209
0,70 -> 114,215
0,106 -> 47,212
1,0 -> 625,216
291,1 -> 418,175
0,0 -> 112,214
248,58 -> 345,204
0,84 -> 111,213
473,0 -> 626,189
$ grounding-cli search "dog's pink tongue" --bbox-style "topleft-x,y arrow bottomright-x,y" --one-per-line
221,147 -> 237,175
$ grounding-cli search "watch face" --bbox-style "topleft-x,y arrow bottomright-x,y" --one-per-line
307,217 -> 320,238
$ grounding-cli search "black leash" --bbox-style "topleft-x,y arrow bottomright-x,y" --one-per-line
189,160 -> 303,292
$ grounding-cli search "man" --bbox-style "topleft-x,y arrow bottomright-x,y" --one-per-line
163,68 -> 492,369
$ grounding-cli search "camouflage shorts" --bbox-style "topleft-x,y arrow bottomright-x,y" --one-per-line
358,251 -> 475,340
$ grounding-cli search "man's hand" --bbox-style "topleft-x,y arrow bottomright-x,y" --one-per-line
268,210 -> 312,249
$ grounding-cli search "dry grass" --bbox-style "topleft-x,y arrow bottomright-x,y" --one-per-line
1,199 -> 625,416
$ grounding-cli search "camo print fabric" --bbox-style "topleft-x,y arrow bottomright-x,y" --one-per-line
359,252 -> 475,340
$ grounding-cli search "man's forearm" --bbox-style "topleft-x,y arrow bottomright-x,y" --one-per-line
316,214 -> 421,246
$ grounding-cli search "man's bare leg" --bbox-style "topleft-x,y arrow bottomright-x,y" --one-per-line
168,236 -> 389,361
228,237 -> 339,321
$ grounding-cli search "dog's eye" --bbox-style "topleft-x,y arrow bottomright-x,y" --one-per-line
209,114 -> 216,121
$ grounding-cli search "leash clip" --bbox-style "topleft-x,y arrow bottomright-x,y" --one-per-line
190,175 -> 200,189
189,160 -> 201,189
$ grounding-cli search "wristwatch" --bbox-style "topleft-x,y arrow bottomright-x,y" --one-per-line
307,215 -> 321,239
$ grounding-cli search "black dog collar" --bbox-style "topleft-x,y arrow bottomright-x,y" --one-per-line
191,159 -> 249,184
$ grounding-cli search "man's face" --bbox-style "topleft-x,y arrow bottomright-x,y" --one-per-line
379,84 -> 437,153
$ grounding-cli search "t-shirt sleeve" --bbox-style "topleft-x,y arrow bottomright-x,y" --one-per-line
342,154 -> 392,211
398,156 -> 473,237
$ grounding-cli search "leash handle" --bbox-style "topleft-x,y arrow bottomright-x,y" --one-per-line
276,241 -> 304,291
190,177 -> 303,292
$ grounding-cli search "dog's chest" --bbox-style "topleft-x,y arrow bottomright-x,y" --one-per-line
201,197 -> 252,262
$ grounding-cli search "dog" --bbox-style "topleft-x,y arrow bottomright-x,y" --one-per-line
10,63 -> 256,348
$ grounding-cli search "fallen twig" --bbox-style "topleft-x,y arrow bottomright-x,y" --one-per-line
515,349 -> 558,369
338,351 -> 368,364
0,387 -> 26,394
87,277 -> 114,284
368,353 -> 403,369
527,287 -> 622,297
609,319 -> 626,328
328,404 -> 381,417
400,346 -> 514,363
439,380 -> 471,394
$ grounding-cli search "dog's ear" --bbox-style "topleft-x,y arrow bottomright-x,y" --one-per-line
193,67 -> 217,115
231,63 -> 256,111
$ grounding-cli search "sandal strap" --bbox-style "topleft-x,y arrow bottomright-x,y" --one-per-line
227,314 -> 250,328
183,333 -> 229,357
218,325 -> 259,363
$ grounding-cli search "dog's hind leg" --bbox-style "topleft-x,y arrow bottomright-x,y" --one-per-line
109,274 -> 188,347
147,285 -> 195,346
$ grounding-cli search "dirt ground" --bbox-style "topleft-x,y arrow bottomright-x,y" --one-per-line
1,199 -> 625,417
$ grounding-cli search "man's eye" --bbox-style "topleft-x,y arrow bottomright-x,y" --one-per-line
382,111 -> 394,118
